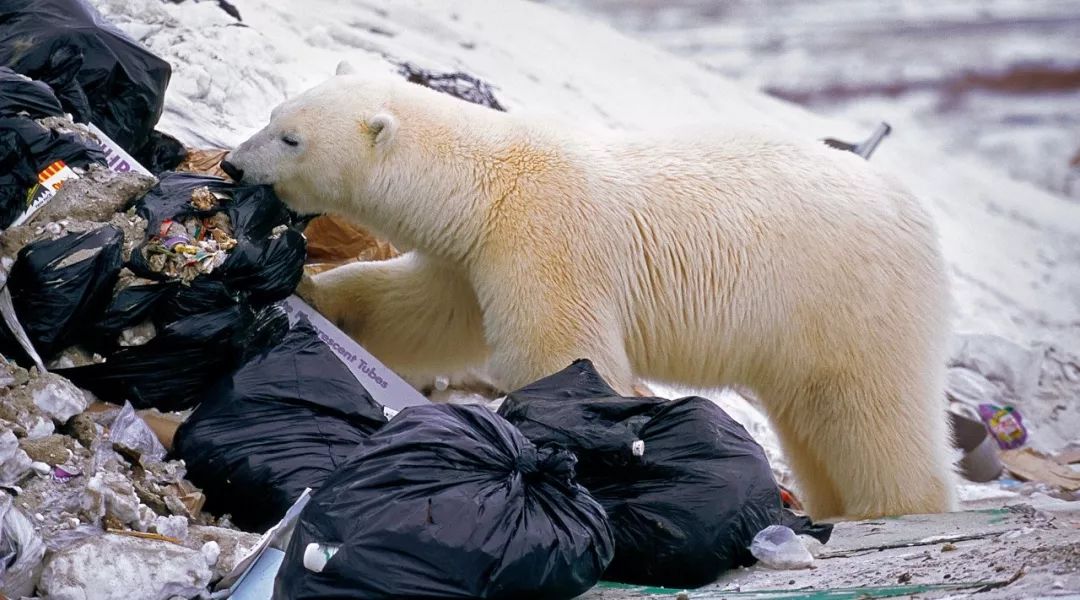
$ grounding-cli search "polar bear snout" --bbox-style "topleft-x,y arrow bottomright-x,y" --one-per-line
220,159 -> 244,182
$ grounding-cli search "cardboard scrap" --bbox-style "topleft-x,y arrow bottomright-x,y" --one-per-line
1000,447 -> 1080,491
175,147 -> 230,179
303,215 -> 398,264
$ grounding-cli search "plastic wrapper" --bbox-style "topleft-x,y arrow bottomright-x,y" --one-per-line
275,403 -> 614,599
0,0 -> 172,153
0,225 -> 123,361
749,525 -> 815,570
0,493 -> 46,599
498,360 -> 829,588
109,401 -> 167,462
174,318 -> 388,533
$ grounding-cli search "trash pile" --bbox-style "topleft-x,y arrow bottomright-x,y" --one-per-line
945,333 -> 1080,500
0,2 -> 842,599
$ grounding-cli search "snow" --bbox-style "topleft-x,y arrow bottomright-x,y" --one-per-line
89,0 -> 1079,492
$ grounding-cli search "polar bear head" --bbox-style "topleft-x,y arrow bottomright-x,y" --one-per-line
222,64 -> 400,216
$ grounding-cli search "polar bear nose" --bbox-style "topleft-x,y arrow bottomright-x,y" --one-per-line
220,160 -> 244,182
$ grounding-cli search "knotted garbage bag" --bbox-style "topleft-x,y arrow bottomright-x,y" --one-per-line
174,318 -> 389,533
498,359 -> 826,588
274,403 -> 615,600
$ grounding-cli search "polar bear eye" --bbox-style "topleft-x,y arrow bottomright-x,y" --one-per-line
281,135 -> 300,147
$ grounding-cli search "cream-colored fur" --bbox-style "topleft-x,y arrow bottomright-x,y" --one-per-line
226,73 -> 957,520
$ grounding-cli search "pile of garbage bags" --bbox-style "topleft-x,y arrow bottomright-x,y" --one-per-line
1,168 -> 307,411
262,359 -> 828,598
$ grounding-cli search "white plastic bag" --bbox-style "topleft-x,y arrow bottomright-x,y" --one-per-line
749,525 -> 814,570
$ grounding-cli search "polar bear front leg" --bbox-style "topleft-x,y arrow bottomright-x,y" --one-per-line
477,278 -> 635,395
299,251 -> 490,378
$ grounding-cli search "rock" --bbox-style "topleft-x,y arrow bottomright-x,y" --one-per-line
0,429 -> 33,487
84,471 -> 144,528
154,514 -> 189,542
1,358 -> 29,388
30,163 -> 156,226
28,373 -> 88,423
38,533 -> 212,600
200,541 -> 220,567
19,434 -> 75,465
63,413 -> 99,448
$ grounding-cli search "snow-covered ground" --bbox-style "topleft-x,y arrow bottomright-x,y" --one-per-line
91,0 -> 1080,494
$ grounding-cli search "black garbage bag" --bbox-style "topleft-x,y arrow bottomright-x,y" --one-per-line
174,318 -> 388,533
0,116 -> 107,229
498,360 -> 821,588
275,403 -> 615,600
0,0 -> 172,153
0,68 -> 65,119
127,173 -> 306,302
55,304 -> 289,411
133,130 -> 187,175
0,226 -> 122,361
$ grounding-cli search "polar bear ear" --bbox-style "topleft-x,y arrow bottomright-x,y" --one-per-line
335,60 -> 357,76
368,112 -> 398,146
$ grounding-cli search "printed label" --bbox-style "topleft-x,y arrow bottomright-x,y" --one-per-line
281,295 -> 429,411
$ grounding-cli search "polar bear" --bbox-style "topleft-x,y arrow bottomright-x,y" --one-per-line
222,69 -> 956,520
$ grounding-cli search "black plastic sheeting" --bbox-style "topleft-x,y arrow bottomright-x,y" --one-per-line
275,403 -> 615,600
498,360 -> 830,588
56,304 -> 289,412
0,116 -> 107,230
0,226 -> 122,362
173,318 -> 388,533
0,0 -> 172,154
0,67 -> 65,120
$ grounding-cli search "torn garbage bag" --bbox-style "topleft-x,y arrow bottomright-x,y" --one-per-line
173,318 -> 388,533
55,304 -> 289,411
0,0 -> 172,153
0,225 -> 122,362
275,403 -> 615,600
498,360 -> 825,588
128,173 -> 306,302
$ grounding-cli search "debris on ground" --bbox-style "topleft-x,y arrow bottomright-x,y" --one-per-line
749,525 -> 816,570
38,533 -> 212,600
396,61 -> 507,111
